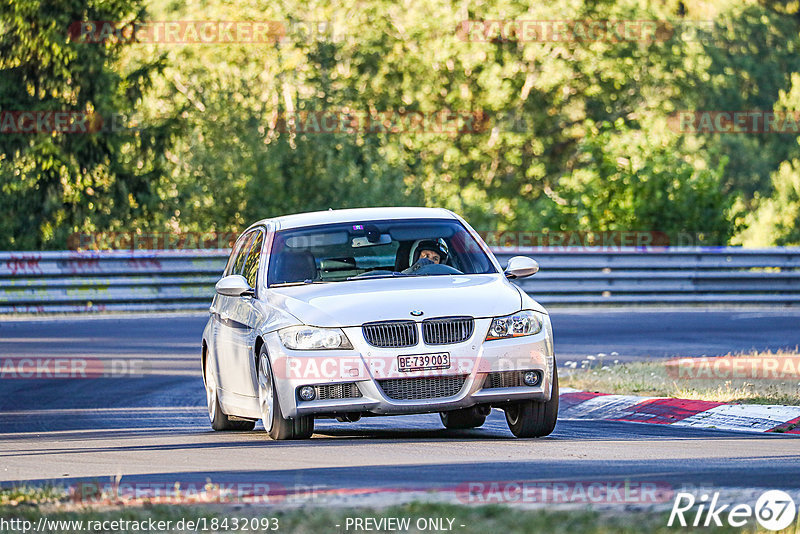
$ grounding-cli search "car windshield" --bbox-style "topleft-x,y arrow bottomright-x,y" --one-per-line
267,218 -> 496,286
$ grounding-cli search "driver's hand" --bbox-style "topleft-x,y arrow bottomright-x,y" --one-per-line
401,257 -> 434,274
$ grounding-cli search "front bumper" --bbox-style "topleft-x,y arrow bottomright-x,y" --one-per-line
264,317 -> 555,419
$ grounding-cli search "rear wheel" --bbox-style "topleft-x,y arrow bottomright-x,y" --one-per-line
504,366 -> 559,438
205,353 -> 255,431
440,406 -> 489,429
257,346 -> 314,440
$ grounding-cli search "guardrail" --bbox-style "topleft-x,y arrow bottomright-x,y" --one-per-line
0,248 -> 798,313
502,248 -> 800,305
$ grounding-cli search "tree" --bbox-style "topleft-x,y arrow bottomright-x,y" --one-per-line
0,0 -> 179,249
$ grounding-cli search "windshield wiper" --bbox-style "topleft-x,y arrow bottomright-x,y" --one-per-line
346,272 -> 406,281
270,279 -> 331,288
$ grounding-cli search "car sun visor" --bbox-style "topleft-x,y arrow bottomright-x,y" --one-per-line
389,225 -> 456,241
285,231 -> 350,248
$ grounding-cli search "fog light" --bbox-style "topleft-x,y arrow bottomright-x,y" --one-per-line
523,371 -> 540,386
298,386 -> 316,401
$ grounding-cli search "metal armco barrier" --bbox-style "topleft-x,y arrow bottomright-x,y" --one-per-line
502,248 -> 800,305
0,250 -> 226,314
1,248 -> 799,313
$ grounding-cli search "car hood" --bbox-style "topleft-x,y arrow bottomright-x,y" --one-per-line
266,274 -> 533,327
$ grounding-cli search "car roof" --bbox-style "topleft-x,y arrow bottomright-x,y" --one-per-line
250,207 -> 458,231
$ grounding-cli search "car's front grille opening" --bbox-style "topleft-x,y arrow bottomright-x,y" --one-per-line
314,382 -> 362,400
483,370 -> 540,389
377,375 -> 468,400
422,316 -> 474,345
362,320 -> 418,348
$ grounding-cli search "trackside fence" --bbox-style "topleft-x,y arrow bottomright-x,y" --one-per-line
0,248 -> 798,313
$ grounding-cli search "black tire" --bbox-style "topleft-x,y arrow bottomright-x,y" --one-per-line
212,399 -> 256,431
257,346 -> 314,440
439,406 -> 488,429
205,354 -> 256,431
504,366 -> 559,438
268,408 -> 315,440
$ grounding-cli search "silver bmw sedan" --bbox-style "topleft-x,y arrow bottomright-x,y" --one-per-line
202,207 -> 557,439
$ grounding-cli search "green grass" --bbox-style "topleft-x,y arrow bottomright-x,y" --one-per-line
0,485 -> 66,506
561,351 -> 800,405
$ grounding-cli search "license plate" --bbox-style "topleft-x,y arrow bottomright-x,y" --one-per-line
397,352 -> 450,372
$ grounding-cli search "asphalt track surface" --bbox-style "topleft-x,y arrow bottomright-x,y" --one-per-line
1,309 -> 799,501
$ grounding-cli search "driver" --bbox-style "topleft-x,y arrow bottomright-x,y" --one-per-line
418,241 -> 445,264
402,240 -> 448,273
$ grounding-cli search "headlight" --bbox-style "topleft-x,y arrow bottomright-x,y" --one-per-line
485,310 -> 543,340
278,326 -> 353,350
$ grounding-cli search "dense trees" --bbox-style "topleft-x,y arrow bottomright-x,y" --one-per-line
2,0 -> 799,249
0,0 -> 179,249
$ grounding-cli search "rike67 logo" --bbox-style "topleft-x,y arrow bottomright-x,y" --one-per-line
669,490 -> 797,531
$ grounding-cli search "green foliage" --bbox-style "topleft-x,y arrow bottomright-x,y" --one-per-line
2,0 -> 800,248
737,72 -> 800,245
0,0 -> 180,249
679,4 -> 800,197
554,120 -> 733,243
737,159 -> 800,245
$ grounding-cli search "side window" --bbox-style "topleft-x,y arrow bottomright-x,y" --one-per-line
231,232 -> 255,276
224,234 -> 248,276
243,231 -> 264,288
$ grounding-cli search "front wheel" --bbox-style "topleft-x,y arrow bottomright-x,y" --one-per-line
257,346 -> 314,440
504,366 -> 559,438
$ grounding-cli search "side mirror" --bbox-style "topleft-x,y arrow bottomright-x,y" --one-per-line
504,256 -> 539,279
215,275 -> 254,297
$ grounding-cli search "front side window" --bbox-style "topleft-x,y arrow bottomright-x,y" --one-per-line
243,231 -> 264,287
232,232 -> 255,276
225,232 -> 254,276
268,219 -> 496,286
